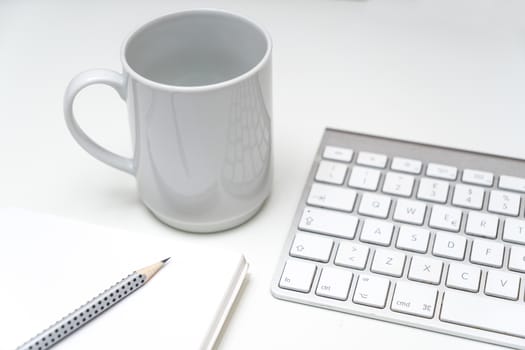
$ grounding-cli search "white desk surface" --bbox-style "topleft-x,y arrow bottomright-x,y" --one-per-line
1,0 -> 525,349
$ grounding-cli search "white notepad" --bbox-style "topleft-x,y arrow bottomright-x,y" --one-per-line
0,208 -> 248,350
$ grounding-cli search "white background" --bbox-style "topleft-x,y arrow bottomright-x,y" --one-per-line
1,0 -> 525,349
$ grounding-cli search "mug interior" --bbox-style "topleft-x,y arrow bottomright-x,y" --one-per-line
124,10 -> 269,87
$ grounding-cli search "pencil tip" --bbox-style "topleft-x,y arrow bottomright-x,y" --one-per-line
161,257 -> 171,264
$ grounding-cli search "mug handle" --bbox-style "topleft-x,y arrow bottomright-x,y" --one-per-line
63,69 -> 134,174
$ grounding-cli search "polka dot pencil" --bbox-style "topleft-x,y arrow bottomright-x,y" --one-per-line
17,258 -> 171,350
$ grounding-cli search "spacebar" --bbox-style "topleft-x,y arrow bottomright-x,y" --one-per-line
440,291 -> 525,338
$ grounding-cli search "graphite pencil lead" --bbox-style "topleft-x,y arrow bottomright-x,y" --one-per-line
161,257 -> 171,264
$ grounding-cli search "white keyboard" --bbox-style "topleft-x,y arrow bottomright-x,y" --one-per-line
271,129 -> 525,349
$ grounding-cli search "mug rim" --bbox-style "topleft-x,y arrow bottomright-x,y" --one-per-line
120,9 -> 272,93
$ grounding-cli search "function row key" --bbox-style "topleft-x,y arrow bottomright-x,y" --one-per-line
391,157 -> 422,174
357,151 -> 388,168
426,163 -> 495,185
426,163 -> 458,181
463,169 -> 494,187
499,175 -> 525,193
322,145 -> 388,169
323,146 -> 354,162
322,146 -> 426,179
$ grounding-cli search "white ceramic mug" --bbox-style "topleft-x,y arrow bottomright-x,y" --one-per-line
64,9 -> 272,232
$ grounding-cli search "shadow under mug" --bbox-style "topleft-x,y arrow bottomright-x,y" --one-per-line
64,9 -> 273,232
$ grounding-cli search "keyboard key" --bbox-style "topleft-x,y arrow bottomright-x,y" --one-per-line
429,205 -> 462,232
465,212 -> 499,239
391,281 -> 437,318
396,226 -> 430,253
307,183 -> 357,212
470,239 -> 504,268
348,166 -> 381,191
417,178 -> 449,203
357,151 -> 387,168
358,193 -> 391,219
393,199 -> 426,225
382,172 -> 415,197
391,157 -> 422,174
452,184 -> 484,210
335,242 -> 370,270
279,259 -> 316,293
446,263 -> 481,292
426,163 -> 457,180
485,270 -> 520,300
315,160 -> 347,185
441,290 -> 525,338
408,256 -> 443,285
323,145 -> 353,162
290,233 -> 334,262
462,169 -> 494,187
353,274 -> 390,308
360,219 -> 394,246
299,207 -> 359,239
432,231 -> 466,260
488,190 -> 520,216
509,246 -> 525,273
316,267 -> 353,300
503,218 -> 525,244
499,175 -> 525,193
371,248 -> 406,277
